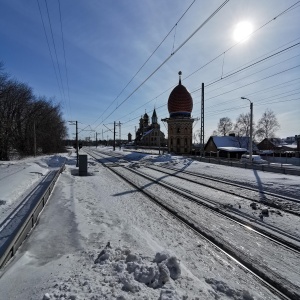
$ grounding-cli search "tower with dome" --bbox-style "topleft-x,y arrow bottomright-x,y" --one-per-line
163,71 -> 194,154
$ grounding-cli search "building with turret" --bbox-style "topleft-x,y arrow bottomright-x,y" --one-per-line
135,109 -> 165,147
162,71 -> 194,154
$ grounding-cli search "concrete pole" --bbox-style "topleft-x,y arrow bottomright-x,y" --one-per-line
249,101 -> 253,163
33,121 -> 36,157
76,121 -> 79,167
113,121 -> 116,151
241,97 -> 253,163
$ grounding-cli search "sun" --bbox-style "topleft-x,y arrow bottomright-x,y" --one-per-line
233,21 -> 253,42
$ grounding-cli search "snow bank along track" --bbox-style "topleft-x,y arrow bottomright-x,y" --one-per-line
148,164 -> 300,214
0,163 -> 65,269
86,149 -> 300,300
92,149 -> 300,214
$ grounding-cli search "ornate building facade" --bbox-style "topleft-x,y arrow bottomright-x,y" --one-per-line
163,72 -> 194,154
135,109 -> 165,147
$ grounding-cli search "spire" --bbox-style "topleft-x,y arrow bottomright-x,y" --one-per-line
178,71 -> 182,85
152,108 -> 157,124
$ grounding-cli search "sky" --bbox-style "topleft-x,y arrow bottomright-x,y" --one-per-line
1,0 -> 300,142
0,148 -> 299,299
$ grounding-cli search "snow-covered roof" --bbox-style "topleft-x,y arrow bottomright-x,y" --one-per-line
284,144 -> 297,149
217,147 -> 247,152
212,136 -> 258,150
141,129 -> 153,138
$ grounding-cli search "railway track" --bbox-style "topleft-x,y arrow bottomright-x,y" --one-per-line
85,149 -> 300,300
147,164 -> 300,214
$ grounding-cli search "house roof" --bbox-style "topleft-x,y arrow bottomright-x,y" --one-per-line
141,129 -> 153,139
211,136 -> 258,150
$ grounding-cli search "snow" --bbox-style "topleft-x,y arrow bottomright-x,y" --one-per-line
211,136 -> 258,151
0,147 -> 299,299
217,147 -> 247,152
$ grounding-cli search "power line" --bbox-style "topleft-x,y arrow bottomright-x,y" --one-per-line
91,1 -> 300,138
36,0 -> 64,100
93,0 -> 231,130
44,0 -> 67,108
184,0 -> 300,83
58,0 -> 72,119
90,0 -> 196,127
191,42 -> 300,93
107,9 -> 300,131
204,78 -> 300,110
117,48 -> 300,127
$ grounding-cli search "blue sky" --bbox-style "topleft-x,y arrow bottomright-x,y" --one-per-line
1,0 -> 299,141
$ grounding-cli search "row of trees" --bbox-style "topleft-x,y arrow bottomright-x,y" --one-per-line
213,109 -> 280,141
0,64 -> 67,160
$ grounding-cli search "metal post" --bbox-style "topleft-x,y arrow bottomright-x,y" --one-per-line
113,121 -> 116,151
200,83 -> 204,156
33,121 -> 36,157
76,121 -> 79,167
241,97 -> 253,163
249,101 -> 253,163
159,130 -> 161,155
119,121 -> 121,149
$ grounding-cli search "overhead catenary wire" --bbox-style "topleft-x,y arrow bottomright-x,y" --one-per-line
89,0 -> 196,127
93,0 -> 231,131
104,10 -> 300,132
44,0 -> 67,107
58,0 -> 72,119
89,1 -> 300,138
36,0 -> 64,101
116,45 -> 300,127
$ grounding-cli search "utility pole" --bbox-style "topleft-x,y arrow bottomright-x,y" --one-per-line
69,120 -> 79,167
119,121 -> 121,148
75,121 -> 79,167
33,121 -> 36,157
96,132 -> 98,148
200,83 -> 204,156
241,97 -> 253,163
113,121 -> 116,151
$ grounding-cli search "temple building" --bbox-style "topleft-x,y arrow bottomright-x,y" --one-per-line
162,71 -> 194,154
135,109 -> 165,147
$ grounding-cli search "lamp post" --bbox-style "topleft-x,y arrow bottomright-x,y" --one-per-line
241,97 -> 253,163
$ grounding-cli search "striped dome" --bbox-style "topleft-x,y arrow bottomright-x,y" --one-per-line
168,79 -> 193,118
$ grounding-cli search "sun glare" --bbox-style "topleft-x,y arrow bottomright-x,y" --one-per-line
233,21 -> 253,43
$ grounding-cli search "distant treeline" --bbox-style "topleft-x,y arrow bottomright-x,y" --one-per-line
0,64 -> 67,160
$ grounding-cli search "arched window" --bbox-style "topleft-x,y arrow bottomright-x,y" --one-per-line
177,127 -> 181,134
177,138 -> 180,145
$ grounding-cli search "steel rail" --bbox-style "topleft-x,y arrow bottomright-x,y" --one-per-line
87,150 -> 297,300
152,164 -> 300,204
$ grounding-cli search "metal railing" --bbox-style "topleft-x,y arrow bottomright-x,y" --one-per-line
0,163 -> 65,268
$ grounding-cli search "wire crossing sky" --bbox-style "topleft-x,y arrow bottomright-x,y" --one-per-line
1,0 -> 299,140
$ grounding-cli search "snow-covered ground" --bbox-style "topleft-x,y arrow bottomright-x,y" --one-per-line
0,147 -> 299,300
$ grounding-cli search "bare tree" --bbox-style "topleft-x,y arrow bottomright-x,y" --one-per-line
256,109 -> 280,141
216,117 -> 233,136
0,66 -> 67,160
